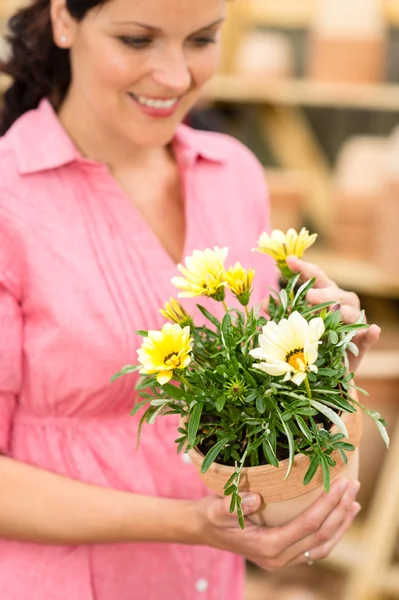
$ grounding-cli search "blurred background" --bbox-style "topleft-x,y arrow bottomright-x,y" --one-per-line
1,0 -> 399,598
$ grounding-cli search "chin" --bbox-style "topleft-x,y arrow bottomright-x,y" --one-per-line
123,120 -> 183,148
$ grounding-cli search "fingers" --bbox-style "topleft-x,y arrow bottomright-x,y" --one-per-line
307,288 -> 360,311
246,479 -> 360,572
290,500 -> 361,567
346,324 -> 381,372
281,480 -> 361,566
355,324 -> 381,353
275,477 -> 350,552
286,256 -> 335,289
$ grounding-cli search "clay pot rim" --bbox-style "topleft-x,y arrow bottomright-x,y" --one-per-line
183,401 -> 360,477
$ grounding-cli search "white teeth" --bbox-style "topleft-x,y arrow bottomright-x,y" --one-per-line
135,95 -> 178,109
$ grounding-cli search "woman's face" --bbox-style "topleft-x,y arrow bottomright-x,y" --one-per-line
55,0 -> 225,148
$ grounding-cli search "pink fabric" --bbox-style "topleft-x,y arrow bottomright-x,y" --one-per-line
0,99 -> 277,600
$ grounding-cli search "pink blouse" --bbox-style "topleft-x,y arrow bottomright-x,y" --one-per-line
0,99 -> 277,600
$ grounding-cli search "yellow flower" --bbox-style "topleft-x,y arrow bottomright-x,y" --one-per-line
225,262 -> 255,306
159,298 -> 194,328
254,228 -> 318,263
171,247 -> 228,301
137,323 -> 192,385
249,311 -> 325,386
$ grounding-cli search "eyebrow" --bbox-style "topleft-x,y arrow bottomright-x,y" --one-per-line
110,18 -> 225,32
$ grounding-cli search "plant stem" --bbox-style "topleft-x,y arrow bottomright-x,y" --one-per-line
179,374 -> 193,391
222,300 -> 228,312
304,377 -> 312,399
244,305 -> 249,319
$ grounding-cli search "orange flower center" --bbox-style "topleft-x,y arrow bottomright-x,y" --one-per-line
164,353 -> 180,368
286,348 -> 306,371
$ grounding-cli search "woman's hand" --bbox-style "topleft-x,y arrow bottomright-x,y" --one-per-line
194,478 -> 360,570
286,255 -> 381,373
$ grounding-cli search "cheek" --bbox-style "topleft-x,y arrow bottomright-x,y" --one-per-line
75,37 -> 140,93
190,47 -> 221,85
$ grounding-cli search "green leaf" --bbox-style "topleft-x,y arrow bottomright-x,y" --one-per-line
280,417 -> 295,479
320,455 -> 331,492
196,305 -> 221,329
188,402 -> 203,446
262,439 -> 279,467
296,407 -> 319,417
130,398 -> 152,417
309,399 -> 349,438
339,448 -> 348,465
136,376 -> 156,390
236,496 -> 245,530
304,454 -> 319,485
329,331 -> 339,344
292,277 -> 316,308
223,471 -> 239,489
224,484 -> 237,496
337,323 -> 368,333
301,301 -> 336,316
221,313 -> 234,351
317,368 -> 339,377
161,382 -> 188,400
229,493 -> 236,513
136,330 -> 149,337
279,289 -> 288,311
295,415 -> 313,441
326,310 -> 342,328
376,418 -> 390,448
281,410 -> 293,421
244,390 -> 258,404
148,404 -> 165,424
312,396 -> 356,414
286,272 -> 301,295
256,395 -> 266,414
111,364 -> 140,382
216,394 -> 227,412
201,437 -> 230,473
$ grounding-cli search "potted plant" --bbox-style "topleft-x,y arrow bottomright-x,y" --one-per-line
112,228 -> 389,528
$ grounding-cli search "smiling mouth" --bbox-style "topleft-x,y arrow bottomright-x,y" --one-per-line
129,93 -> 180,109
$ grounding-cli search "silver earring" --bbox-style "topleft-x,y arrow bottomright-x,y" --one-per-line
60,35 -> 68,45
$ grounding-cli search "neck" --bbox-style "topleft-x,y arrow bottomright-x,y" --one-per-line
58,90 -> 172,173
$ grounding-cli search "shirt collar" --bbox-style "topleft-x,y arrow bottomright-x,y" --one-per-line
8,98 -> 225,176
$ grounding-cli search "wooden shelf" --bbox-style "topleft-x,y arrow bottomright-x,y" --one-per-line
247,0 -> 318,29
245,0 -> 399,29
305,248 -> 399,299
204,75 -> 399,112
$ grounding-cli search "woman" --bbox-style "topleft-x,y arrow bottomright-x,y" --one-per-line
0,0 -> 379,598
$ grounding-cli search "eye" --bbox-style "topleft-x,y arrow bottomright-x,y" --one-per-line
191,37 -> 217,48
118,36 -> 152,49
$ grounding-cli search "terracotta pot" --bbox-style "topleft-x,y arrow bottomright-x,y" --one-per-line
186,407 -> 362,527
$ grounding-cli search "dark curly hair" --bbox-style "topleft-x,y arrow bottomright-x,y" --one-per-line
0,0 -> 106,135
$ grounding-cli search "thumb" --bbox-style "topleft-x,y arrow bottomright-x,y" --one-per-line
213,493 -> 261,524
352,324 -> 381,370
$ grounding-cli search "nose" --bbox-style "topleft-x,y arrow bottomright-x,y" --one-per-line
151,47 -> 192,94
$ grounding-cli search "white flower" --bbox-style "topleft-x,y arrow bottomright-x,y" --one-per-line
250,311 -> 325,386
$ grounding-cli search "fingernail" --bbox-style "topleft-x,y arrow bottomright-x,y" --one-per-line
352,502 -> 362,516
241,494 -> 258,508
351,481 -> 361,496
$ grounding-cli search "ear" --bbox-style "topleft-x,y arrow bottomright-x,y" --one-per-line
50,0 -> 78,49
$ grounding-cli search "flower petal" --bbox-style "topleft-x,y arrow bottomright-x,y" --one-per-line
156,371 -> 173,385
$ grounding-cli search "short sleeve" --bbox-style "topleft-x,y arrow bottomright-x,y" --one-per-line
0,208 -> 23,454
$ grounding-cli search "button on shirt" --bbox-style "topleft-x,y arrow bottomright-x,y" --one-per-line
0,99 -> 277,599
